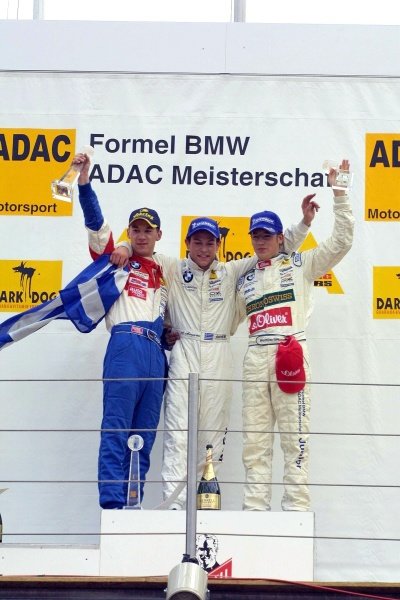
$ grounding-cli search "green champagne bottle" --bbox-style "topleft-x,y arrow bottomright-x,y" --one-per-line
197,444 -> 221,510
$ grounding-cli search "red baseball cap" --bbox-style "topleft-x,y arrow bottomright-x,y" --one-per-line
275,336 -> 306,394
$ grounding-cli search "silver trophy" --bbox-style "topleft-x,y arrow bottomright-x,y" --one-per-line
51,145 -> 94,202
322,160 -> 353,191
125,434 -> 144,509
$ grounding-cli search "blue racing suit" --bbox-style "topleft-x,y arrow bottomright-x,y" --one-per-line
78,183 -> 168,508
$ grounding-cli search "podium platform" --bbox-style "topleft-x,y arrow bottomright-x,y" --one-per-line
0,511 -> 314,578
99,510 -> 314,579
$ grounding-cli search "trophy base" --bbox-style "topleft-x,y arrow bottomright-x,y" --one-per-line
331,170 -> 353,190
51,180 -> 73,202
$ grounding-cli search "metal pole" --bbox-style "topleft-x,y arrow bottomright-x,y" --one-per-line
233,0 -> 246,22
185,372 -> 199,559
165,372 -> 207,599
33,0 -> 44,19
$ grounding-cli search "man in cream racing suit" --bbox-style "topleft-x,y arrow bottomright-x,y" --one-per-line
235,160 -> 354,511
116,208 -> 318,510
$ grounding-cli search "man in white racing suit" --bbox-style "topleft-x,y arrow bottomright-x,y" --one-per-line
235,160 -> 354,511
114,205 -> 318,509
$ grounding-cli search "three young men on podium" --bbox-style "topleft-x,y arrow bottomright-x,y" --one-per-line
73,150 -> 320,510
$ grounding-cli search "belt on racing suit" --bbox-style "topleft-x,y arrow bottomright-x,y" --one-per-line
111,323 -> 161,348
248,331 -> 306,347
178,330 -> 230,342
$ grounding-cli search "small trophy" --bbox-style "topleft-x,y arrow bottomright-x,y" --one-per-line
51,145 -> 94,202
125,434 -> 144,509
322,160 -> 353,191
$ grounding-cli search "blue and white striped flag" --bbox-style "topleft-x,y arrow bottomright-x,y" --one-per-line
0,255 -> 129,351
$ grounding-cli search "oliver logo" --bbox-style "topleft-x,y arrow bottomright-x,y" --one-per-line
0,128 -> 76,217
365,134 -> 400,221
0,259 -> 62,313
373,266 -> 400,319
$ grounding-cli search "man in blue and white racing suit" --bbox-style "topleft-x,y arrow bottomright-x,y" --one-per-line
74,152 -> 173,509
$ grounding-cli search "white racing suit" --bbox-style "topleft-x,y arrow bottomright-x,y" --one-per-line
156,222 -> 310,509
235,195 -> 354,511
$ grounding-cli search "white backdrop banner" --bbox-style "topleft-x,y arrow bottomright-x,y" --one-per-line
0,73 -> 400,581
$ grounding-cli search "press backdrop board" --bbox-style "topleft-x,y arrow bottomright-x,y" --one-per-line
1,71 -> 400,582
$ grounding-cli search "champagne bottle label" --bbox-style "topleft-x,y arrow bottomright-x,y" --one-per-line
197,493 -> 221,510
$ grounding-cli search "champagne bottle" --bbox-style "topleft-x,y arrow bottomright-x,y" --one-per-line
197,444 -> 221,510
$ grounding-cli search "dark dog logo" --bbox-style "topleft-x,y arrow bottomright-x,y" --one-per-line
12,261 -> 36,301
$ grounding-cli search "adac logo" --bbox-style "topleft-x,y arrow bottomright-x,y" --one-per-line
0,259 -> 63,313
373,266 -> 400,319
365,133 -> 400,222
0,128 -> 76,218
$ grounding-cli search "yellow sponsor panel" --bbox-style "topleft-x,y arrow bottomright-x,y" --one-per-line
0,259 -> 63,313
365,133 -> 400,221
299,232 -> 344,294
0,128 -> 76,217
373,266 -> 400,319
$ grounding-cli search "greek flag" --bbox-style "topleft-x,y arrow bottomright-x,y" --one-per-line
0,255 -> 129,352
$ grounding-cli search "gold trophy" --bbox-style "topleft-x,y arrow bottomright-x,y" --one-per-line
51,145 -> 94,202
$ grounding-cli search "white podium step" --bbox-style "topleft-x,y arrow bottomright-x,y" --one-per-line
0,545 -> 99,576
0,511 -> 314,578
99,510 -> 314,580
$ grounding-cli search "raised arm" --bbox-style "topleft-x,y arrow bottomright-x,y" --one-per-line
305,160 -> 354,280
73,152 -> 115,260
283,194 -> 320,254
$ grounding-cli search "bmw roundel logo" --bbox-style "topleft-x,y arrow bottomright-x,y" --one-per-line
130,261 -> 141,269
183,270 -> 194,283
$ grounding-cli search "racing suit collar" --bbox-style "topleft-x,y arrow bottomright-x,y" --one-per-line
256,252 -> 288,269
131,253 -> 159,268
186,255 -> 219,273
